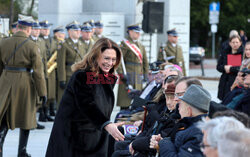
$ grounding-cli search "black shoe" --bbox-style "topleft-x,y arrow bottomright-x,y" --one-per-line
46,116 -> 54,122
49,101 -> 56,116
36,123 -> 45,130
18,152 -> 31,157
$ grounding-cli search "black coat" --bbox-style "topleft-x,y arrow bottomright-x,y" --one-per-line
235,88 -> 250,116
216,46 -> 244,100
46,70 -> 117,157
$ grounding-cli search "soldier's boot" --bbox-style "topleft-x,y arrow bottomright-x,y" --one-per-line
38,108 -> 47,122
49,100 -> 56,116
17,129 -> 31,157
44,107 -> 54,122
0,123 -> 8,157
36,122 -> 45,130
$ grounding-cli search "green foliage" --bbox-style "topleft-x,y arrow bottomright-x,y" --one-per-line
191,0 -> 250,55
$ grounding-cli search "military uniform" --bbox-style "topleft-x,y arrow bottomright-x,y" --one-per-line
93,21 -> 104,42
57,38 -> 84,106
0,32 -> 7,42
157,29 -> 186,76
117,36 -> 149,107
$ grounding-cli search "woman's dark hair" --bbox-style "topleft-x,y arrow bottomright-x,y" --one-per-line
213,110 -> 250,128
72,38 -> 121,74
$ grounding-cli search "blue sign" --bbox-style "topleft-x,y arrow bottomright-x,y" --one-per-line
209,2 -> 220,12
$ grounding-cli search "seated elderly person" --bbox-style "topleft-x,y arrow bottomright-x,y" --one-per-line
150,84 -> 211,157
217,128 -> 250,157
198,116 -> 246,157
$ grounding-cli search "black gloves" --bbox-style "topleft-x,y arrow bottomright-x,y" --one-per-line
120,74 -> 129,85
40,96 -> 47,106
59,81 -> 66,89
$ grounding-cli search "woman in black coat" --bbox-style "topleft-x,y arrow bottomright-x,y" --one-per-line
46,38 -> 124,157
217,35 -> 244,100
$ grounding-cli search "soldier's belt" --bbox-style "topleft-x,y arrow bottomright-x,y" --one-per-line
66,62 -> 74,66
125,62 -> 141,66
4,66 -> 33,72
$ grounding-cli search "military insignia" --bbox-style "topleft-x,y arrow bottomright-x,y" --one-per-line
58,44 -> 62,49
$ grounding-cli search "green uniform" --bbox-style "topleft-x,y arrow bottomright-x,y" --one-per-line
0,33 -> 7,42
157,41 -> 186,76
57,38 -> 84,106
0,31 -> 46,130
92,34 -> 104,42
42,36 -> 57,100
80,38 -> 95,55
117,37 -> 149,107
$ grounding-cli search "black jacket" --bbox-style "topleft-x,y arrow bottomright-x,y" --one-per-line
216,46 -> 244,100
46,70 -> 117,157
235,88 -> 250,116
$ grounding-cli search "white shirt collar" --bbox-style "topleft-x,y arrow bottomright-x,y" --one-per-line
31,36 -> 38,41
171,43 -> 177,47
84,40 -> 90,44
43,36 -> 49,39
71,39 -> 78,44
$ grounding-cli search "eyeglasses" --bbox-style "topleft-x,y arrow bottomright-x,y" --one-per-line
174,91 -> 185,98
200,143 -> 213,152
164,75 -> 178,84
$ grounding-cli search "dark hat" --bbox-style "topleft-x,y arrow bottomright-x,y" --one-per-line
18,14 -> 34,27
65,21 -> 80,30
94,20 -> 103,28
208,101 -> 228,118
39,20 -> 53,29
127,24 -> 141,33
165,84 -> 176,94
167,29 -> 178,36
241,68 -> 250,76
32,20 -> 41,29
179,84 -> 211,112
53,25 -> 65,34
11,21 -> 18,28
81,23 -> 92,32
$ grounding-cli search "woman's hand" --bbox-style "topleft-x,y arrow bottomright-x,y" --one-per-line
104,122 -> 125,141
149,134 -> 162,149
224,65 -> 232,73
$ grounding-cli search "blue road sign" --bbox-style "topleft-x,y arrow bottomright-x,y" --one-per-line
209,2 -> 220,12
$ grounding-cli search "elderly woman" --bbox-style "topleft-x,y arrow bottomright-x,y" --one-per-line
198,116 -> 246,157
46,38 -> 124,157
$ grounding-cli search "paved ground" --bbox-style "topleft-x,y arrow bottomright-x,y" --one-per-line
3,59 -> 221,157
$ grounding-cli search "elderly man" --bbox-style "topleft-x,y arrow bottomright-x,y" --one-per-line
150,84 -> 211,156
218,128 -> 250,157
198,116 -> 246,157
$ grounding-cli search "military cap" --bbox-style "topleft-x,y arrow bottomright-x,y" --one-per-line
32,20 -> 41,29
167,29 -> 178,36
127,24 -> 141,32
94,21 -> 103,28
83,20 -> 96,29
18,14 -> 35,26
65,21 -> 81,30
39,20 -> 53,29
81,23 -> 92,32
53,25 -> 65,34
11,21 -> 18,28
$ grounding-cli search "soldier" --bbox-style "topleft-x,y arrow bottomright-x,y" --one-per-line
80,23 -> 95,55
53,26 -> 65,42
39,20 -> 58,117
93,20 -> 104,41
157,29 -> 186,76
0,15 -> 46,157
117,24 -> 149,109
10,21 -> 18,36
30,21 -> 54,124
57,21 -> 84,108
83,20 -> 96,41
